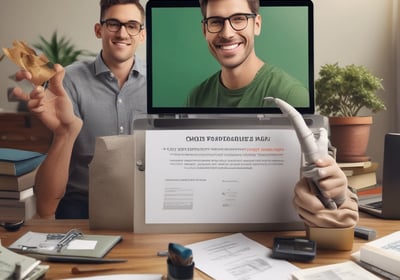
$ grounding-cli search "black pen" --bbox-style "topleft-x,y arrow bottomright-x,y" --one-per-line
26,253 -> 128,264
47,256 -> 128,264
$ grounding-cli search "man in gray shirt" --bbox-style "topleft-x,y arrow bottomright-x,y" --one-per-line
13,0 -> 146,219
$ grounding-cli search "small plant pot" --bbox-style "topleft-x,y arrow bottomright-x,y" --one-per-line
329,116 -> 373,163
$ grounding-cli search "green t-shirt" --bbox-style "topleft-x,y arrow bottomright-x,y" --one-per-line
186,63 -> 309,107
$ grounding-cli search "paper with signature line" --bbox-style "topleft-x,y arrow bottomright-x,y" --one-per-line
187,233 -> 299,280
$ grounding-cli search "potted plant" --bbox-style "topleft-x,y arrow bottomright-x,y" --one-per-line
33,31 -> 95,66
315,63 -> 385,162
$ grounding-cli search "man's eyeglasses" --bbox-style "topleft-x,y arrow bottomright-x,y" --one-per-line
100,19 -> 144,36
201,13 -> 257,33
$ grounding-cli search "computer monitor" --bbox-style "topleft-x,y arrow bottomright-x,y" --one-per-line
146,0 -> 314,115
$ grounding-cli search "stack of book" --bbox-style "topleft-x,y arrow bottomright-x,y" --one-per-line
353,230 -> 400,279
0,148 -> 46,222
338,161 -> 378,192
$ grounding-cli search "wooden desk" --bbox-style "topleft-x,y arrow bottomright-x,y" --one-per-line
1,213 -> 399,279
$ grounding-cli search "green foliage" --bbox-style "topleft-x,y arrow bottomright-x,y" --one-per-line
315,63 -> 386,117
33,31 -> 95,67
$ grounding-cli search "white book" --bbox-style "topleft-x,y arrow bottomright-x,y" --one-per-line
292,261 -> 380,280
359,231 -> 400,278
0,187 -> 34,200
338,161 -> 372,168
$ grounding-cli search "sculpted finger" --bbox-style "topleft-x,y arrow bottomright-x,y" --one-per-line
315,155 -> 335,168
294,179 -> 326,211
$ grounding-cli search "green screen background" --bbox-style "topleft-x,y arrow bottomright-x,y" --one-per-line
149,7 -> 310,108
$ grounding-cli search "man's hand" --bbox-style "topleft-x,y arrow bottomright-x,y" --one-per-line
12,64 -> 82,136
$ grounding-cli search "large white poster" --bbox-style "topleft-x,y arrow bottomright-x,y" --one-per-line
145,129 -> 302,224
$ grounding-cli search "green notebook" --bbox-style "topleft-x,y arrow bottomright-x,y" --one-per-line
8,229 -> 123,263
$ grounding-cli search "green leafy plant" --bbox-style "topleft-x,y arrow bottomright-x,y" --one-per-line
33,31 -> 95,66
315,63 -> 386,117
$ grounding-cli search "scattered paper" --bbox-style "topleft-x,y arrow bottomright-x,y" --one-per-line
186,233 -> 299,280
2,40 -> 56,85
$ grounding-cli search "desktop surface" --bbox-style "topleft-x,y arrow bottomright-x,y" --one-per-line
0,214 -> 399,279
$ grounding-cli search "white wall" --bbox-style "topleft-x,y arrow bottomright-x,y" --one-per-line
313,0 -> 398,181
0,0 -> 398,181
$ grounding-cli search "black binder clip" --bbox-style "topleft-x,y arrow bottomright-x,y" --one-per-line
54,229 -> 83,252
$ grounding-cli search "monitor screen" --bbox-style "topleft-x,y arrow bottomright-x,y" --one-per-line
146,0 -> 314,115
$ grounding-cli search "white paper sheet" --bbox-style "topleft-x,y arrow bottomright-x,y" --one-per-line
67,239 -> 97,250
145,129 -> 302,224
187,233 -> 299,280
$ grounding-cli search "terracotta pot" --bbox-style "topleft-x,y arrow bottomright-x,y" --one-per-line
329,116 -> 373,162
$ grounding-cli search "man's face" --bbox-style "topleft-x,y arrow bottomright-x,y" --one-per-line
95,4 -> 145,65
202,0 -> 261,70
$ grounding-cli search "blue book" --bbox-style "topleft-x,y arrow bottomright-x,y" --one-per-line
0,148 -> 46,176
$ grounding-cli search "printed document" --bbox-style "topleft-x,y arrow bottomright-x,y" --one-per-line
186,233 -> 299,280
145,129 -> 301,224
